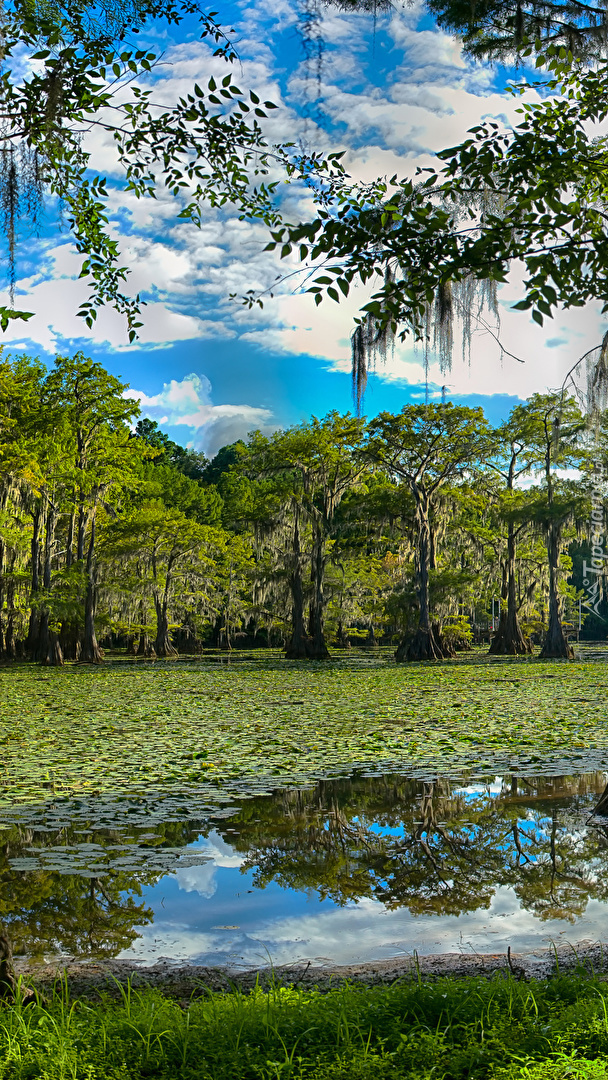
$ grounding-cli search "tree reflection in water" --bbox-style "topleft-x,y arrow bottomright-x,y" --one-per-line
2,773 -> 608,960
218,773 -> 608,924
0,820 -> 202,958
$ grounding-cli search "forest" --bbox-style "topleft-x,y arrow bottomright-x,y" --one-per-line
3,0 -> 608,1071
0,349 -> 600,670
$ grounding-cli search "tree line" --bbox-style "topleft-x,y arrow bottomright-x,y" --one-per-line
0,351 -> 600,666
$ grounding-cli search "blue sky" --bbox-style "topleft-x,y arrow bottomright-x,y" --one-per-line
5,0 -> 607,455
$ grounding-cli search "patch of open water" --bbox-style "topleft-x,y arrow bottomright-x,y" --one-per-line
4,770 -> 608,967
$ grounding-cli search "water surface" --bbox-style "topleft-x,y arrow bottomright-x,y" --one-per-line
4,771 -> 608,966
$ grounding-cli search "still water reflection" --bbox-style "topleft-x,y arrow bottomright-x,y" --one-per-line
3,772 -> 608,966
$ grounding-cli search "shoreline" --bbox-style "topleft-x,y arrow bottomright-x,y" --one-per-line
13,942 -> 608,1000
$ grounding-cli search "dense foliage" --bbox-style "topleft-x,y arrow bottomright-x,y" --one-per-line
0,351 -> 599,664
1,0 -> 607,364
272,52 -> 608,375
3,970 -> 608,1078
0,0 -> 329,337
428,0 -> 608,60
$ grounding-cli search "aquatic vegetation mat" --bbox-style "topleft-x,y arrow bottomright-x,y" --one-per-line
2,654 -> 608,822
4,970 -> 608,1078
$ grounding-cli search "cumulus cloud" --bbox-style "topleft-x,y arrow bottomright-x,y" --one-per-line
4,0 -> 598,409
0,241 -> 239,353
119,880 -> 608,967
126,372 -> 276,456
174,833 -> 245,899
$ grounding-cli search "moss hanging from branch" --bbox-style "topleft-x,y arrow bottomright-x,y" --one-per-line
587,331 -> 608,415
0,144 -> 43,306
351,273 -> 499,409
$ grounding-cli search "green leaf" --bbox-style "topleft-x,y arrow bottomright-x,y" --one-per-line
0,308 -> 35,332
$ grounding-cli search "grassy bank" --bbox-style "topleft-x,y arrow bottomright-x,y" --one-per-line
4,971 -> 608,1078
1,653 -> 608,814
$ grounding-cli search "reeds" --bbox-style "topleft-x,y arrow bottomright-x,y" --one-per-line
1,969 -> 608,1078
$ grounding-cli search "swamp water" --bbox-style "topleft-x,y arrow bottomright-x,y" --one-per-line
3,771 -> 608,968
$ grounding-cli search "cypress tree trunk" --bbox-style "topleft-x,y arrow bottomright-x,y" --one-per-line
36,610 -> 50,663
489,524 -> 532,655
35,498 -> 64,666
432,621 -> 456,658
4,561 -> 16,660
41,630 -> 64,666
152,556 -> 177,657
138,631 -> 156,657
539,524 -> 574,659
538,416 -> 573,660
81,580 -> 103,662
81,513 -> 103,663
60,505 -> 81,658
397,495 -> 446,661
66,507 -> 75,569
286,509 -> 311,659
307,522 -> 330,659
0,537 -> 5,657
220,563 -> 234,651
26,504 -> 42,656
218,614 -> 232,650
77,500 -> 86,562
154,595 -> 177,657
137,599 -> 155,657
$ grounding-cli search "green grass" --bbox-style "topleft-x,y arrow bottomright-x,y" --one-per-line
5,971 -> 608,1078
1,652 -> 607,816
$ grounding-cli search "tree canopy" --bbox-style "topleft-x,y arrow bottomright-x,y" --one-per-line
0,350 -> 598,665
0,0 -> 351,337
428,0 -> 608,61
255,49 -> 608,405
1,0 -> 606,383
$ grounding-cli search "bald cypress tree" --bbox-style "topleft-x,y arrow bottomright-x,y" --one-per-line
366,403 -> 489,661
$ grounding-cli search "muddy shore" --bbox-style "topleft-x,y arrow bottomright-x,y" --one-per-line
12,943 -> 608,1002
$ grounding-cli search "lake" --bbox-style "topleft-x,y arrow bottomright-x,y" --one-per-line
3,769 -> 608,968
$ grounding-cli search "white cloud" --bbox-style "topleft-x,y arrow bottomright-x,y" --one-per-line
174,833 -> 246,898
240,267 -> 608,404
119,882 -> 608,968
2,243 -> 236,352
4,0 -> 601,411
126,372 -> 276,455
368,299 -> 607,402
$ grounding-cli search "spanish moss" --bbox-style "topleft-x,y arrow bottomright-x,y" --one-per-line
351,274 -> 499,411
351,312 -> 393,414
0,144 -> 43,306
587,330 -> 608,415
